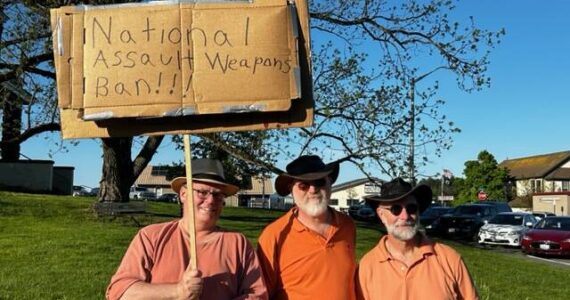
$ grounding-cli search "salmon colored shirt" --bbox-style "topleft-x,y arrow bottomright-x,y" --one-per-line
106,220 -> 268,300
357,235 -> 479,300
257,207 -> 357,300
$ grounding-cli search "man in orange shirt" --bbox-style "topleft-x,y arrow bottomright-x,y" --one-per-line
257,155 -> 356,300
357,178 -> 479,300
107,158 -> 267,300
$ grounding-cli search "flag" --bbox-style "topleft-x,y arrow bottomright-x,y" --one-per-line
442,169 -> 453,185
442,169 -> 453,179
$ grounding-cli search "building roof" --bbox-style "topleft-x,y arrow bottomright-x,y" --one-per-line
332,177 -> 382,192
135,165 -> 171,187
499,151 -> 570,179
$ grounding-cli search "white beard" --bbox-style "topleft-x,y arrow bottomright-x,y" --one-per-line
298,199 -> 328,217
386,219 -> 420,241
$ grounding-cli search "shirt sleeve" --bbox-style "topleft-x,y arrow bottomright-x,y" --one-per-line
106,229 -> 154,300
256,229 -> 278,299
232,237 -> 269,300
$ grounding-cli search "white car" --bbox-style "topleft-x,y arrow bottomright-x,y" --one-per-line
477,212 -> 538,247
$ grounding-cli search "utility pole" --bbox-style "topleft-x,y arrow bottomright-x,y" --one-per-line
408,78 -> 416,185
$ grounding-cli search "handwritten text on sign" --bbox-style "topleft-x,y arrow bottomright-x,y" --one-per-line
82,6 -> 294,107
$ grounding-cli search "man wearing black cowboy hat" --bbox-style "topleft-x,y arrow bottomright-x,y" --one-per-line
257,155 -> 357,300
107,158 -> 268,300
356,178 -> 478,300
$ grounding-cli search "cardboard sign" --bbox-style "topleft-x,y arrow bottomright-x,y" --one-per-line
51,0 -> 303,120
50,0 -> 313,139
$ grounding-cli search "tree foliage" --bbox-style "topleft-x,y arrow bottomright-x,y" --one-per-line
172,0 -> 504,182
455,150 -> 510,204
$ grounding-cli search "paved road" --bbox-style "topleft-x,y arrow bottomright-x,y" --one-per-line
466,241 -> 570,268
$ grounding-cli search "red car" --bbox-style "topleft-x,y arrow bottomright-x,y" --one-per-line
521,216 -> 570,256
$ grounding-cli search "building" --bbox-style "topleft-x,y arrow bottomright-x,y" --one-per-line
134,165 -> 173,196
0,159 -> 74,195
330,178 -> 383,213
134,165 -> 274,207
499,150 -> 570,215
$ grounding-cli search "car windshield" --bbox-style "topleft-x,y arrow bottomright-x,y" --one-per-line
489,214 -> 523,225
535,218 -> 570,231
454,205 -> 484,215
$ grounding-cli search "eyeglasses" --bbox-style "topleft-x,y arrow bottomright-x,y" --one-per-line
193,189 -> 225,200
294,178 -> 328,191
380,203 -> 419,216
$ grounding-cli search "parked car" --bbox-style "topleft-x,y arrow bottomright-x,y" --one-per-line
522,216 -> 570,256
355,204 -> 377,222
157,193 -> 179,203
129,186 -> 156,200
348,201 -> 365,219
88,187 -> 100,197
473,200 -> 512,213
421,206 -> 455,234
432,203 -> 500,240
477,212 -> 538,247
72,185 -> 89,197
531,211 -> 556,221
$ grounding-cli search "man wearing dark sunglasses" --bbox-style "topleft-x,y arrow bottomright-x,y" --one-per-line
356,178 -> 479,300
257,155 -> 357,300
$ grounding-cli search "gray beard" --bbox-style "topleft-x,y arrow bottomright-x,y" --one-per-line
386,219 -> 420,241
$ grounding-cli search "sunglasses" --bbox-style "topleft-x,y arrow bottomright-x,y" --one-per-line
381,203 -> 419,216
294,178 -> 328,191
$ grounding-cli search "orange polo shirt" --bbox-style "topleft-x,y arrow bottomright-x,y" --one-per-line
106,220 -> 267,300
357,235 -> 479,300
257,207 -> 357,300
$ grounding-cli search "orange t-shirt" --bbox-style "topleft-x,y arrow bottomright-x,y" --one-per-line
357,235 -> 479,300
106,220 -> 267,300
257,207 -> 357,300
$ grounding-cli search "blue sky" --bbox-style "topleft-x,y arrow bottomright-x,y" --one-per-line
21,0 -> 570,188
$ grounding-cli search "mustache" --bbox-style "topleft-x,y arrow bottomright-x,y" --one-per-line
395,220 -> 417,227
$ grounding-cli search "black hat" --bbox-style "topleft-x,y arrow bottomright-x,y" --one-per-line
171,158 -> 239,196
275,155 -> 340,196
364,177 -> 432,213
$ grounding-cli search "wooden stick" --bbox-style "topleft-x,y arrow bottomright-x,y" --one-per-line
183,134 -> 198,269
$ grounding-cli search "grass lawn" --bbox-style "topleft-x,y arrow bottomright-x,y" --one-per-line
1,192 -> 569,299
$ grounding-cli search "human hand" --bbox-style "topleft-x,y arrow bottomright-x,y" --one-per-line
177,265 -> 203,300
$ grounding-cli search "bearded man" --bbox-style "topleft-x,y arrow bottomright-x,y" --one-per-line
356,178 -> 479,300
257,155 -> 357,300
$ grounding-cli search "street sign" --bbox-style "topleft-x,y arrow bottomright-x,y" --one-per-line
438,195 -> 454,201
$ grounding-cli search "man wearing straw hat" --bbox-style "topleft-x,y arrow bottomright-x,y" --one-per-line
107,158 -> 268,300
356,177 -> 478,300
257,155 -> 356,300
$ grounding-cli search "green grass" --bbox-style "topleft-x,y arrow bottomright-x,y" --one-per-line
0,192 -> 569,299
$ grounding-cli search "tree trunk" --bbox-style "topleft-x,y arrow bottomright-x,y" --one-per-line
100,137 -> 134,202
1,92 -> 22,161
98,136 -> 164,203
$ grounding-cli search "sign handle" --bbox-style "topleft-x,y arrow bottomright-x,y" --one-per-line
183,134 -> 198,269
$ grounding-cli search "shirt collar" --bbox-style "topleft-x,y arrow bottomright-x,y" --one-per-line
375,234 -> 435,263
290,206 -> 340,233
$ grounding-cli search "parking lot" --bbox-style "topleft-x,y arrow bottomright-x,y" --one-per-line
456,239 -> 570,268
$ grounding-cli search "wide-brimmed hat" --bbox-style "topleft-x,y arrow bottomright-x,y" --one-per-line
275,155 -> 340,196
364,177 -> 432,213
171,158 -> 239,196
